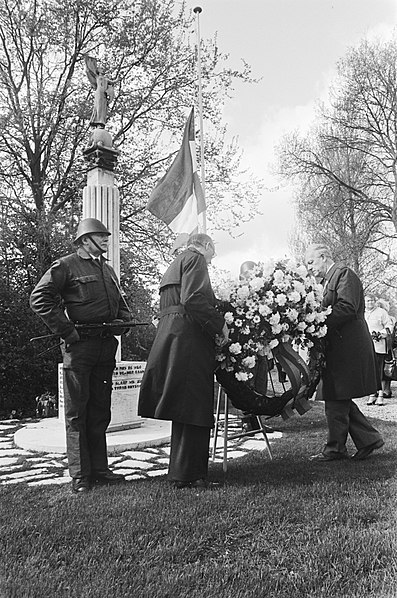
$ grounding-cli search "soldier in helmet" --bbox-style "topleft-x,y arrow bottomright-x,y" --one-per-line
30,218 -> 130,494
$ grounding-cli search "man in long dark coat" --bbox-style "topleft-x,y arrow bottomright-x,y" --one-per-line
138,233 -> 228,488
305,244 -> 384,461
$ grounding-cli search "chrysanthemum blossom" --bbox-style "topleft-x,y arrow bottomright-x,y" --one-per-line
224,312 -> 234,324
229,342 -> 242,355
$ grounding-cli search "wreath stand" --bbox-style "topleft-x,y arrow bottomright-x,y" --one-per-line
212,383 -> 273,473
211,345 -> 319,473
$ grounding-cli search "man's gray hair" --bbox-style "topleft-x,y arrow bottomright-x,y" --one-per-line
187,233 -> 213,249
306,243 -> 333,259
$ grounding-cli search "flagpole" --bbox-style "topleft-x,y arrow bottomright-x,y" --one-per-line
193,6 -> 207,233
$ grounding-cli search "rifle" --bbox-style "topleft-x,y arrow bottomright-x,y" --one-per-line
30,321 -> 150,342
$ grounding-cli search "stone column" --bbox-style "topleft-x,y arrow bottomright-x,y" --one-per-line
80,128 -> 143,429
82,128 -> 120,274
82,168 -> 120,279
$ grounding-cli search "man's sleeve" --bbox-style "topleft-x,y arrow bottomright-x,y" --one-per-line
29,261 -> 75,338
325,268 -> 361,331
180,254 -> 224,337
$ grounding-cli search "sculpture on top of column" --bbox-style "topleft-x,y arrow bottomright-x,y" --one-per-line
83,55 -> 119,171
85,55 -> 118,128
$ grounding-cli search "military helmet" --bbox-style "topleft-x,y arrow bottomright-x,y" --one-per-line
74,218 -> 110,243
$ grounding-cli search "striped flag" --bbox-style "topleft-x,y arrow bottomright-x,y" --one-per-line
147,107 -> 206,235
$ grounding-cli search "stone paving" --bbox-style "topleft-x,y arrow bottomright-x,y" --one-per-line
1,394 -> 395,489
0,417 -> 281,488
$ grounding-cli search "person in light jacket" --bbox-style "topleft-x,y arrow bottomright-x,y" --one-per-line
365,296 -> 394,404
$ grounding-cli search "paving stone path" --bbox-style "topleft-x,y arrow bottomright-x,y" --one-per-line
0,418 -> 281,488
1,394 -> 395,489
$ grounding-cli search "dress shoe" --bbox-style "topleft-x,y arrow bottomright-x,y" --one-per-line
366,395 -> 377,405
352,439 -> 385,460
383,391 -> 392,399
375,396 -> 384,406
72,477 -> 91,494
91,469 -> 126,485
309,452 -> 350,462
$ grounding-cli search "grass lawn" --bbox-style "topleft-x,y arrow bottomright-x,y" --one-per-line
0,402 -> 396,598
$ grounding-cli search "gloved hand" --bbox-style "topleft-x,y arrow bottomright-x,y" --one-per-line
110,319 -> 129,336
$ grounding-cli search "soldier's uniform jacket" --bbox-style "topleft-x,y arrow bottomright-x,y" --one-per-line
29,247 -> 130,337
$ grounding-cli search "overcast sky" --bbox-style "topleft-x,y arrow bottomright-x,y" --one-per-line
183,0 -> 397,275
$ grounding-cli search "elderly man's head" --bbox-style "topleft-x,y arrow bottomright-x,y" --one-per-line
305,244 -> 333,278
187,233 -> 216,264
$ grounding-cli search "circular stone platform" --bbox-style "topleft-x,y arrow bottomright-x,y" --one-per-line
14,418 -> 171,455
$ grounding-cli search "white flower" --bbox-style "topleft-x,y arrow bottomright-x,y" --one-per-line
237,285 -> 250,300
216,286 -> 232,301
292,280 -> 305,294
275,293 -> 288,306
235,319 -> 243,327
314,325 -> 327,338
305,291 -> 316,306
224,312 -> 234,324
295,265 -> 308,277
242,326 -> 250,335
287,290 -> 301,303
271,323 -> 283,334
297,321 -> 307,331
286,308 -> 299,322
242,355 -> 256,368
259,303 -> 272,316
305,312 -> 316,323
261,258 -> 275,278
269,339 -> 279,349
269,312 -> 281,325
246,311 -> 254,320
250,277 -> 265,292
253,315 -> 261,324
273,269 -> 285,283
235,371 -> 249,382
229,342 -> 242,355
306,325 -> 315,333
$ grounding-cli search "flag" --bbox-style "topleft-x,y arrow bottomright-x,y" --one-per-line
147,107 -> 206,235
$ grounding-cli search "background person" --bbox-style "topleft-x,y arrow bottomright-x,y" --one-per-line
305,244 -> 384,461
376,298 -> 395,399
364,294 -> 394,405
138,233 -> 228,489
30,218 -> 130,494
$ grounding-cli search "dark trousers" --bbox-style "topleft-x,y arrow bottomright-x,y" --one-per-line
168,422 -> 211,482
62,336 -> 118,478
323,399 -> 383,457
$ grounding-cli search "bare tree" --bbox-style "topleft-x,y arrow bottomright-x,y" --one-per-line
277,35 -> 397,289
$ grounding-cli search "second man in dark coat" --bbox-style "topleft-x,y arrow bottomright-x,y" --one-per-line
305,244 -> 384,461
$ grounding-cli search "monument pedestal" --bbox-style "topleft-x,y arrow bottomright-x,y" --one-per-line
58,361 -> 145,431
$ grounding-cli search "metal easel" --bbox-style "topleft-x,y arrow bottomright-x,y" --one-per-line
212,383 -> 273,473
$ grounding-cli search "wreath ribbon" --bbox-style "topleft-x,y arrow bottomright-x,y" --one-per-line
272,342 -> 310,396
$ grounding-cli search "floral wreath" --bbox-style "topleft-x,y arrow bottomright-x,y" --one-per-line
213,258 -> 330,416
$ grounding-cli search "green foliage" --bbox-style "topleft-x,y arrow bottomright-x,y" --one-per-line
0,279 -> 59,417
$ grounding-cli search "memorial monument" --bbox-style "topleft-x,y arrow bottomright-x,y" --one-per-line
59,56 -> 143,432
